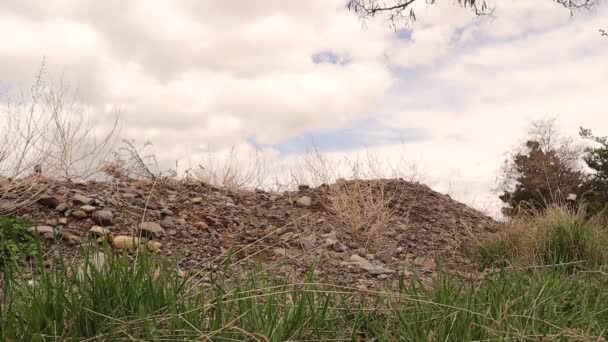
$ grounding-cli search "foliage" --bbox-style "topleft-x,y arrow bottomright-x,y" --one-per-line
499,139 -> 585,217
580,127 -> 608,217
0,217 -> 38,269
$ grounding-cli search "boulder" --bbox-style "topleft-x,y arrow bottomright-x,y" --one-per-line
92,210 -> 113,226
295,196 -> 312,207
139,222 -> 165,238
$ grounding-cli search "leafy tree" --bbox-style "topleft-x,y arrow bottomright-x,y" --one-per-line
498,119 -> 585,217
579,127 -> 608,215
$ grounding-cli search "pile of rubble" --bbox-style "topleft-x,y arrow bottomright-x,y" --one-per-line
15,178 -> 501,287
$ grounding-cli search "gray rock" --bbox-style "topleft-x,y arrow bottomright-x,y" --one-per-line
347,255 -> 393,275
92,210 -> 113,226
301,234 -> 316,250
73,194 -> 93,205
295,196 -> 312,207
38,195 -> 59,208
139,222 -> 165,238
332,242 -> 347,252
376,251 -> 393,265
191,197 -> 203,204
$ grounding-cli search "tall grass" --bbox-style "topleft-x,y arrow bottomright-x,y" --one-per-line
2,211 -> 608,341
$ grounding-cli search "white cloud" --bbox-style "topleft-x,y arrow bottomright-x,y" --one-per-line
1,0 -> 607,218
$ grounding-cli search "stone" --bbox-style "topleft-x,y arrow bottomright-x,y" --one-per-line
139,222 -> 165,238
92,210 -> 113,226
146,240 -> 162,252
332,242 -> 347,253
191,197 -> 203,204
321,231 -> 338,245
347,255 -> 393,275
194,221 -> 209,230
73,194 -> 93,205
38,195 -> 59,208
113,235 -> 140,250
57,217 -> 68,225
80,205 -> 96,213
160,208 -> 174,217
55,203 -> 69,213
298,184 -> 310,190
71,210 -> 88,219
295,196 -> 312,207
376,251 -> 393,265
301,234 -> 316,250
414,257 -> 436,269
29,225 -> 57,235
89,226 -> 110,237
62,232 -> 81,244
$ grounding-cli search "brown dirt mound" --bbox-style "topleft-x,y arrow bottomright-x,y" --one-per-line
14,177 -> 501,287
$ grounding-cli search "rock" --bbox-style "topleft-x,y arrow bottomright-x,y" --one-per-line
89,226 -> 110,237
73,194 -> 93,205
347,255 -> 393,275
376,251 -> 393,264
71,210 -> 88,219
80,205 -> 96,213
57,217 -> 68,225
191,197 -> 203,204
333,242 -> 347,253
321,231 -> 338,245
194,221 -> 209,230
62,232 -> 81,244
298,184 -> 310,190
29,225 -> 57,235
273,248 -> 288,257
122,193 -> 137,199
414,257 -> 436,269
300,234 -> 316,250
139,222 -> 165,238
55,203 -> 69,213
295,196 -> 312,207
113,235 -> 140,250
92,210 -> 113,226
146,240 -> 162,252
38,195 -> 59,208
160,208 -> 174,217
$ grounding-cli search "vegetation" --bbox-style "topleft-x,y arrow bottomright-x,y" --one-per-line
0,217 -> 38,269
0,213 -> 608,341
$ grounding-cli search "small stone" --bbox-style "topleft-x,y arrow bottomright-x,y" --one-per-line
146,240 -> 162,252
321,231 -> 338,245
191,197 -> 203,204
298,184 -> 310,190
177,269 -> 187,278
62,232 -> 81,244
168,229 -> 177,236
295,196 -> 312,207
55,203 -> 69,213
301,234 -> 316,250
113,235 -> 140,250
38,195 -> 59,208
80,205 -> 96,213
194,221 -> 209,230
160,208 -> 174,217
414,257 -> 436,269
30,225 -> 57,235
57,217 -> 68,225
73,194 -> 93,205
92,210 -> 113,226
71,210 -> 88,219
377,251 -> 393,264
89,226 -> 110,237
348,255 -> 393,275
333,242 -> 347,252
139,222 -> 165,238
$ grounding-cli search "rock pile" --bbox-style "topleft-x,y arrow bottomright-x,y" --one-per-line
17,178 -> 500,287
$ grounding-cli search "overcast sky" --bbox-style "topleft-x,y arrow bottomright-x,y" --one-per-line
1,0 -> 607,216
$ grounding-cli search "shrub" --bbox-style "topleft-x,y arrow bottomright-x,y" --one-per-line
0,216 -> 38,269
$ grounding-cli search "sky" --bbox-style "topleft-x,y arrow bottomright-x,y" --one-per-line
1,0 -> 607,217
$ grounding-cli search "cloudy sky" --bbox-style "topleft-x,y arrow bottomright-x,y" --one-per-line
1,0 -> 607,216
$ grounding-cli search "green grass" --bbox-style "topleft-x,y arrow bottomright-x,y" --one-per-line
1,215 -> 608,341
